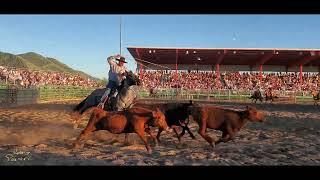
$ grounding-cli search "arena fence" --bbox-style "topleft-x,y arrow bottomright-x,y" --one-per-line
0,85 -> 95,107
0,86 -> 38,107
137,88 -> 314,103
0,85 -> 316,107
38,86 -> 95,101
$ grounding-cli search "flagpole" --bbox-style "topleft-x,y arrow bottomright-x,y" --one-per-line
120,16 -> 122,56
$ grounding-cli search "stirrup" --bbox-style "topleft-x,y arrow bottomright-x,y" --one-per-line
97,103 -> 104,109
97,99 -> 106,109
98,96 -> 109,108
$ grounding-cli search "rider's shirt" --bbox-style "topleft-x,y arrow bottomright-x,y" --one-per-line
107,56 -> 128,86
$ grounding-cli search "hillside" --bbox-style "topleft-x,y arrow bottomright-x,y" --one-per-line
0,51 -> 99,80
0,52 -> 41,70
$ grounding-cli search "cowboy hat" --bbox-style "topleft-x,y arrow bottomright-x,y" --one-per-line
115,55 -> 128,63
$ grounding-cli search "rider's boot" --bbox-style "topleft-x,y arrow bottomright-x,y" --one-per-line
98,88 -> 112,109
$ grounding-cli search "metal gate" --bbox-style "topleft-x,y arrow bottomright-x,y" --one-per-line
0,86 -> 38,107
0,87 -> 17,106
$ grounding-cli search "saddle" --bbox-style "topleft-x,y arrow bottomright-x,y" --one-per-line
104,85 -> 139,112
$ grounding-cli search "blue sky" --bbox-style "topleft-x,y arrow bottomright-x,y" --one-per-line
0,15 -> 320,79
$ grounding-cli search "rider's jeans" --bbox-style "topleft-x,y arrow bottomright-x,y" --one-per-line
100,80 -> 117,102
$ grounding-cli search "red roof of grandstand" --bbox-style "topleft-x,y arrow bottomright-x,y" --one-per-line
127,47 -> 320,67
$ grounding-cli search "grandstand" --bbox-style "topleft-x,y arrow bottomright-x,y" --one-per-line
128,47 -> 320,101
129,47 -> 320,75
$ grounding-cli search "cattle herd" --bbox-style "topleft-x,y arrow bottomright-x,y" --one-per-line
72,100 -> 266,153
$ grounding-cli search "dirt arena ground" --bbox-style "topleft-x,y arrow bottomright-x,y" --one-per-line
0,99 -> 319,165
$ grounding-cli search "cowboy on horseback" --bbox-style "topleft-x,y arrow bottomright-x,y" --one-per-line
98,54 -> 128,109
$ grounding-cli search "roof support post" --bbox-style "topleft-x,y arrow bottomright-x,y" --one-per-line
300,65 -> 303,85
216,64 -> 220,87
135,48 -> 142,80
175,49 -> 178,89
259,65 -> 263,82
216,50 -> 227,64
211,65 -> 214,90
215,50 -> 226,88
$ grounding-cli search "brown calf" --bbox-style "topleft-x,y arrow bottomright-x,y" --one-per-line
188,105 -> 265,147
73,107 -> 169,153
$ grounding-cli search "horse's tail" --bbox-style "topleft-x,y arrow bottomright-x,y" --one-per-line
73,97 -> 88,112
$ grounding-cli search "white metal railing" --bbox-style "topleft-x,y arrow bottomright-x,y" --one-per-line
138,88 -> 315,103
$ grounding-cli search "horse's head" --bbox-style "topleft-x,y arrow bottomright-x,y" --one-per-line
123,71 -> 141,86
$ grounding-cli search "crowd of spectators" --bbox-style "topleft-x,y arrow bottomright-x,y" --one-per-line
140,70 -> 320,92
0,66 -> 100,88
2,66 -> 319,92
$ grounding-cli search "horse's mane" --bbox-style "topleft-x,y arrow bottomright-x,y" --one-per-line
118,71 -> 140,90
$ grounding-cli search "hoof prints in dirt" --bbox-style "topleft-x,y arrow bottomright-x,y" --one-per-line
1,100 -> 320,165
